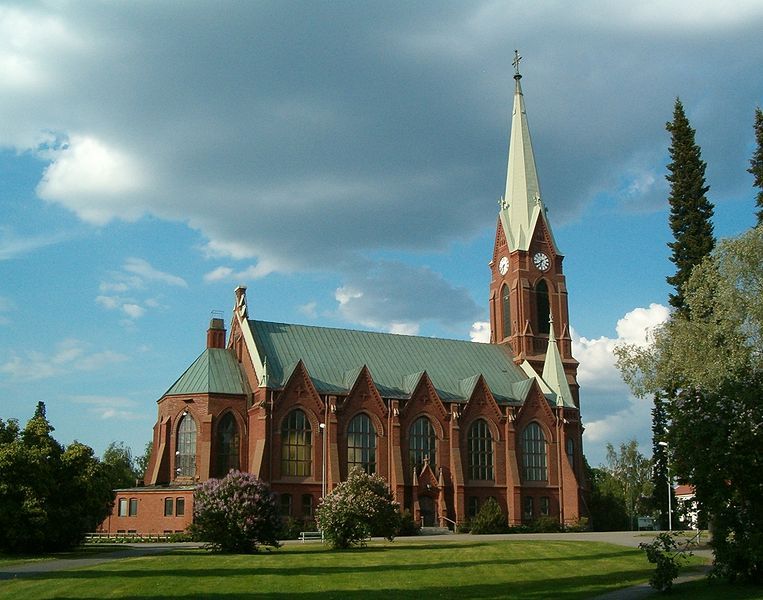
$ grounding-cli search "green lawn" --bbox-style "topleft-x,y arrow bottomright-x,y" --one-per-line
0,539 -> 711,599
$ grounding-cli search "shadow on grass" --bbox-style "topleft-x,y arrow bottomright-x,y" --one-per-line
7,569 -> 659,600
3,548 -> 641,581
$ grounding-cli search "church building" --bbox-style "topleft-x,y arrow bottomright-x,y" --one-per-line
99,60 -> 587,536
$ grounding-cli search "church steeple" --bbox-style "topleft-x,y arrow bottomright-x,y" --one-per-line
489,53 -> 578,406
498,51 -> 557,254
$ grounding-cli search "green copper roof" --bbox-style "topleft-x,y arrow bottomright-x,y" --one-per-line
249,320 -> 531,404
164,348 -> 247,396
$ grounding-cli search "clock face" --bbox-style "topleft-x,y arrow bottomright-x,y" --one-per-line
498,256 -> 510,275
533,252 -> 550,272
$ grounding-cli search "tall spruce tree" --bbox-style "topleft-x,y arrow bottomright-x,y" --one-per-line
749,107 -> 763,225
665,98 -> 715,314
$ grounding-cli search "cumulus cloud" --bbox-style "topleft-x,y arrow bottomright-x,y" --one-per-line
37,135 -> 149,224
575,303 -> 670,464
0,338 -> 127,382
469,321 -> 490,343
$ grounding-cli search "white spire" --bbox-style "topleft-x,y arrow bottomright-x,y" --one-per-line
499,52 -> 557,253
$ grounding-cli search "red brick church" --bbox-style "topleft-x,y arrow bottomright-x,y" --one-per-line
99,61 -> 587,536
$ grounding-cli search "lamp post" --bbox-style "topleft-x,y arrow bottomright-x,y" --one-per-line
657,441 -> 672,531
319,422 -> 326,499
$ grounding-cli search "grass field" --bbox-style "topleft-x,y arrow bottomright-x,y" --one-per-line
0,538 -> 731,599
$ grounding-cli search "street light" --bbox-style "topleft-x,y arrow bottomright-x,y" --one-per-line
657,441 -> 672,531
319,423 -> 326,499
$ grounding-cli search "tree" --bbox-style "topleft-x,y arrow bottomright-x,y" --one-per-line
0,402 -> 114,553
190,470 -> 280,553
617,227 -> 763,582
135,440 -> 153,479
470,497 -> 508,534
585,461 -> 629,531
316,467 -> 401,549
665,98 -> 715,315
601,440 -> 653,530
102,441 -> 138,489
750,107 -> 763,225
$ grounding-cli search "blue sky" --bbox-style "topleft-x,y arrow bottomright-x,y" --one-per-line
1,1 -> 761,467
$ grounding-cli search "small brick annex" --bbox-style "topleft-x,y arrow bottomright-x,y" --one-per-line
98,64 -> 588,536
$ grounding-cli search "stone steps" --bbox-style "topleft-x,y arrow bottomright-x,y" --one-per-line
419,526 -> 453,535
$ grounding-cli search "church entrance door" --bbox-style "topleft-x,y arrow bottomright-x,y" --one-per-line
420,496 -> 436,527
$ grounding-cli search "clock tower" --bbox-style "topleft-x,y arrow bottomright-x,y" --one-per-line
489,53 -> 579,406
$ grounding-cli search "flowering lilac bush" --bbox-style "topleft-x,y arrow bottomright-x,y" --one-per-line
316,468 -> 400,549
190,470 -> 281,553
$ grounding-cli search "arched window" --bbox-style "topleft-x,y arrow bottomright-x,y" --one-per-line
281,409 -> 312,476
535,280 -> 550,334
501,284 -> 511,339
347,413 -> 376,474
566,438 -> 574,467
409,416 -> 436,473
522,422 -> 547,481
176,413 -> 197,478
468,419 -> 494,480
215,412 -> 240,477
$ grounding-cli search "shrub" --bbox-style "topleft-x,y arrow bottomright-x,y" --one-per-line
530,516 -> 564,533
470,498 -> 508,534
316,467 -> 401,549
396,510 -> 420,537
639,531 -> 692,592
279,517 -> 305,540
190,470 -> 281,553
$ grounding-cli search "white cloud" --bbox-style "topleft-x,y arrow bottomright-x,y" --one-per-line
95,295 -> 120,310
0,339 -> 127,382
389,323 -> 420,336
71,395 -> 144,421
204,266 -> 234,283
122,303 -> 145,319
615,303 -> 670,346
0,226 -> 73,260
203,261 -> 278,283
96,258 -> 185,322
469,321 -> 490,343
298,301 -> 318,318
36,135 -> 149,225
575,303 -> 670,464
124,258 -> 187,287
0,6 -> 82,95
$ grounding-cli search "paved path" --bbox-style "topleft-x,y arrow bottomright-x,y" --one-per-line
0,532 -> 711,598
0,542 -> 201,581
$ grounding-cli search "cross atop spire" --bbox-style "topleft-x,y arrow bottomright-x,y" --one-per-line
512,49 -> 522,79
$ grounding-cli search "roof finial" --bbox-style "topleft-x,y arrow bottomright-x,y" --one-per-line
512,49 -> 522,80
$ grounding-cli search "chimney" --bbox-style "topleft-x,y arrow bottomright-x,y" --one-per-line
207,312 -> 226,349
